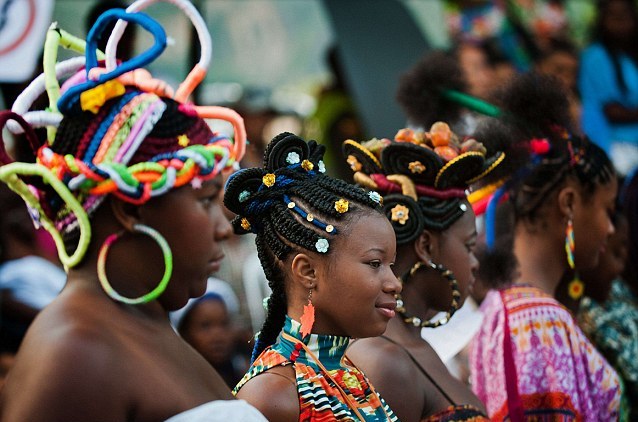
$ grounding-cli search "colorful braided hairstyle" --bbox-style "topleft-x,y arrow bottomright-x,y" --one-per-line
473,73 -> 615,248
224,132 -> 383,361
0,0 -> 246,272
342,122 -> 504,246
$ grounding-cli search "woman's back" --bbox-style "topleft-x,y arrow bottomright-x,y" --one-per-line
471,286 -> 621,421
348,318 -> 487,422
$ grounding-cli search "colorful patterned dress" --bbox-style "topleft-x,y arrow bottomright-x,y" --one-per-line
470,285 -> 621,421
233,316 -> 398,421
578,279 -> 638,420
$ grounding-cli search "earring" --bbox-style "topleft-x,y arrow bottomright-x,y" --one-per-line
565,217 -> 584,300
395,259 -> 461,328
300,286 -> 315,338
97,223 -> 173,305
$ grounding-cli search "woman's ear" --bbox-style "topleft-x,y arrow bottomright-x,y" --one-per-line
290,253 -> 319,290
414,230 -> 438,263
557,184 -> 577,218
110,198 -> 141,231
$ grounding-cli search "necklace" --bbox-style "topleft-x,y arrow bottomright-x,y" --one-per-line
281,332 -> 393,422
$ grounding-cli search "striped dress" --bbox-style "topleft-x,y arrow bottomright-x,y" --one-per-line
470,285 -> 622,421
234,316 -> 398,421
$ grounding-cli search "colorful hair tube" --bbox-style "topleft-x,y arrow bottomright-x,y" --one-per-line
105,0 -> 212,103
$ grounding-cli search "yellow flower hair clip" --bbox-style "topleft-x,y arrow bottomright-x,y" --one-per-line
334,198 -> 349,213
262,173 -> 276,187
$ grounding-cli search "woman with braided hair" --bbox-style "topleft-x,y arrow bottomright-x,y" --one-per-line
342,122 -> 500,421
227,132 -> 401,421
0,2 -> 266,421
470,73 -> 622,421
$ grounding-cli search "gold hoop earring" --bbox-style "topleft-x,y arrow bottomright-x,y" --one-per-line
97,223 -> 173,305
396,259 -> 461,328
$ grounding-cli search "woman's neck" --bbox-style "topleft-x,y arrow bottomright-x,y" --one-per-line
66,266 -> 170,321
513,227 -> 565,296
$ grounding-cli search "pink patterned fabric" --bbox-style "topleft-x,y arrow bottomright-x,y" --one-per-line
470,286 -> 621,421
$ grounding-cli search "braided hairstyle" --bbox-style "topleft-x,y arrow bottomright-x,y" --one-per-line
0,7 -> 245,271
342,123 -> 504,246
475,73 -> 615,224
37,93 -> 217,253
224,132 -> 383,361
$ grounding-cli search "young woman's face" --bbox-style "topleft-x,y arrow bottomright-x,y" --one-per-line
181,299 -> 234,365
584,216 -> 628,287
142,174 -> 232,309
573,178 -> 617,271
428,205 -> 479,310
313,211 -> 400,338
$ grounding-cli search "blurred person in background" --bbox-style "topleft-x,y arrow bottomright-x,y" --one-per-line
173,290 -> 249,389
580,0 -> 638,175
535,37 -> 581,129
575,208 -> 636,419
0,185 -> 65,352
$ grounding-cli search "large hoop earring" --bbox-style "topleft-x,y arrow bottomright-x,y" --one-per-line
97,223 -> 173,305
396,259 -> 461,328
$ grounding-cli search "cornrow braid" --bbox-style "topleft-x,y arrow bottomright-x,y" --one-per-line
418,196 -> 466,232
224,132 -> 383,360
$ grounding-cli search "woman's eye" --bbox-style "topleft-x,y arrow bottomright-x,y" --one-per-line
201,194 -> 217,207
369,261 -> 381,268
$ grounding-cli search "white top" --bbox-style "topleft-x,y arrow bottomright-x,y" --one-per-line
164,400 -> 267,421
0,256 -> 66,309
421,298 -> 483,364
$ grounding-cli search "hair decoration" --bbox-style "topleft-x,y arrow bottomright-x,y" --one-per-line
286,151 -> 300,165
0,0 -> 247,270
368,191 -> 382,204
344,122 -> 503,241
347,155 -> 362,172
301,159 -> 314,171
315,238 -> 329,253
530,138 -> 551,156
334,198 -> 349,213
262,173 -> 276,188
283,195 -> 338,235
390,204 -> 410,225
408,161 -> 425,174
343,139 -> 384,174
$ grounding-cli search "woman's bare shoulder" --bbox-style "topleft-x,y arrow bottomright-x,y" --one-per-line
236,365 -> 299,422
1,297 -> 133,421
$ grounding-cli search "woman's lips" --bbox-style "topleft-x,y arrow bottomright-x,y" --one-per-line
376,301 -> 397,319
